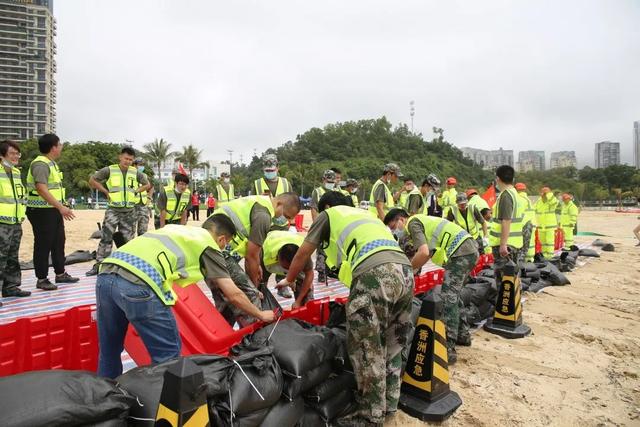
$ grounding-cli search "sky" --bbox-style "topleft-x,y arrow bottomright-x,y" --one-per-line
54,0 -> 640,168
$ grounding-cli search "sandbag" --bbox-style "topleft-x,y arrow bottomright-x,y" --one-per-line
477,300 -> 495,321
523,269 -> 541,280
528,279 -> 553,293
460,281 -> 494,307
330,327 -> 352,372
602,243 -> 615,252
283,360 -> 334,400
299,409 -> 327,427
232,319 -> 339,377
592,238 -> 607,247
539,262 -> 570,286
307,388 -> 356,422
522,262 -> 538,272
461,304 -> 482,325
258,283 -> 282,311
0,370 -> 134,427
578,248 -> 600,257
20,250 -> 96,270
210,406 -> 270,427
304,371 -> 357,403
520,277 -> 531,292
326,301 -> 347,329
478,269 -> 495,279
261,397 -> 304,427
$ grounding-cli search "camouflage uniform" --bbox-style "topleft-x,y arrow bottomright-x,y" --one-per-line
442,252 -> 478,346
341,262 -> 414,425
96,209 -> 136,262
315,248 -> 327,281
134,204 -> 150,236
0,223 -> 22,294
519,221 -> 534,264
210,253 -> 262,327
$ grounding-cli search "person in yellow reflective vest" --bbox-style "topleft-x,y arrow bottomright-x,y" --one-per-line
96,216 -> 277,379
216,171 -> 235,205
466,188 -> 490,213
330,167 -> 350,197
421,173 -> 442,217
254,154 -> 292,196
310,169 -> 338,283
447,192 -> 488,251
156,174 -> 191,228
560,193 -> 579,247
534,186 -> 558,259
490,165 -> 524,280
279,191 -> 413,426
133,158 -> 153,236
208,193 -> 301,324
438,176 -> 458,218
261,231 -> 314,309
25,133 -> 79,290
86,147 -> 152,276
0,140 -> 30,302
369,162 -> 402,221
344,178 -> 360,207
385,208 -> 479,364
396,176 -> 423,215
515,182 -> 536,262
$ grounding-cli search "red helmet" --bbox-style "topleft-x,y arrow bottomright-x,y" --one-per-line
466,188 -> 478,198
562,193 -> 572,201
446,177 -> 457,185
541,186 -> 551,194
514,182 -> 527,191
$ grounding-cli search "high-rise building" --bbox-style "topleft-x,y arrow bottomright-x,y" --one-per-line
634,121 -> 639,169
517,151 -> 545,172
460,147 -> 513,170
594,141 -> 620,168
549,151 -> 577,169
0,0 -> 57,140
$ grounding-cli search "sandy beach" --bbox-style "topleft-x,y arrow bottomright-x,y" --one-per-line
16,209 -> 640,426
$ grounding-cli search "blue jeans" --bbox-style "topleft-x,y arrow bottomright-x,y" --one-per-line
96,273 -> 181,378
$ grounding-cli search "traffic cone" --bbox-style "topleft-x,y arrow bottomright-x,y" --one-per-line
155,358 -> 210,427
398,293 -> 462,422
484,259 -> 531,339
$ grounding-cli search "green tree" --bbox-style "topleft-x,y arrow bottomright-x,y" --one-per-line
142,138 -> 175,184
175,144 -> 208,189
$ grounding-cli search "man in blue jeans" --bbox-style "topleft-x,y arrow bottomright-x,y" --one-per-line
96,215 -> 276,378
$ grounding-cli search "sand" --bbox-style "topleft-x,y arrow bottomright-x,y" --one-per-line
16,209 -> 640,425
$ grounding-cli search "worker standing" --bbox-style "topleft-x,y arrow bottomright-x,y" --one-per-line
369,163 -> 402,221
254,154 -> 292,196
280,191 -> 413,426
534,186 -> 558,259
25,134 -> 79,290
560,193 -> 579,248
155,174 -> 191,229
420,174 -> 442,217
515,183 -> 535,262
447,192 -> 488,251
466,188 -> 490,213
216,171 -> 234,205
132,158 -> 152,236
96,218 -> 276,379
396,177 -> 423,215
310,170 -> 337,283
206,192 -> 216,216
438,177 -> 458,218
344,178 -> 359,207
190,191 -> 200,221
0,140 -> 30,303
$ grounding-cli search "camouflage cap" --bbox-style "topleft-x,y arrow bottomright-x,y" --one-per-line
220,171 -> 230,178
262,154 -> 278,168
425,173 -> 441,188
456,192 -> 468,204
133,158 -> 145,165
345,178 -> 358,187
323,169 -> 336,182
383,163 -> 403,177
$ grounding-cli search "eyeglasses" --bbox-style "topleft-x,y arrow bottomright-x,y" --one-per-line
7,150 -> 21,158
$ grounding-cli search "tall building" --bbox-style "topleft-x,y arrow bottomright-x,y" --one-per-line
634,121 -> 639,169
594,141 -> 620,168
460,147 -> 513,170
0,0 -> 56,140
549,151 -> 577,169
517,151 -> 545,172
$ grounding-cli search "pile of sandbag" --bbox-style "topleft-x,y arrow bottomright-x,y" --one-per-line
459,274 -> 498,326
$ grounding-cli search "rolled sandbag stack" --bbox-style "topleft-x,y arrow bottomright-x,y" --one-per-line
459,276 -> 497,325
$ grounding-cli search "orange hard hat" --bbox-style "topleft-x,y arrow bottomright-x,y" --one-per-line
446,177 -> 457,185
466,188 -> 478,197
562,193 -> 572,201
541,186 -> 551,194
514,182 -> 527,191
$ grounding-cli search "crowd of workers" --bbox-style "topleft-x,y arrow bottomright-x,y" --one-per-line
0,134 -> 591,426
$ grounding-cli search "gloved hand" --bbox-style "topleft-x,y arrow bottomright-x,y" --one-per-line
482,237 -> 489,247
276,277 -> 293,290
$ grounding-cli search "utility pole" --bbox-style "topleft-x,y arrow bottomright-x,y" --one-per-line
227,149 -> 233,174
409,101 -> 415,134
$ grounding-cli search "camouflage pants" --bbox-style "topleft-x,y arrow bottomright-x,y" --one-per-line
342,263 -> 414,425
519,222 -> 534,263
315,247 -> 327,279
134,204 -> 150,236
96,208 -> 136,262
210,254 -> 261,327
0,223 -> 22,292
442,252 -> 479,345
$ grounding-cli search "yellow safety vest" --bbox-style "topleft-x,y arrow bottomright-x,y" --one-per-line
438,187 -> 457,218
137,190 -> 148,206
254,177 -> 291,196
105,165 -> 139,208
26,155 -> 65,208
350,194 -> 359,207
262,231 -> 305,275
368,179 -> 394,216
400,187 -> 422,212
164,186 -> 191,221
489,187 -> 524,248
534,192 -> 558,230
324,206 -> 402,286
100,225 -> 218,306
212,195 -> 275,257
517,191 -> 535,226
406,214 -> 471,267
450,205 -> 481,239
560,201 -> 578,227
216,183 -> 235,204
467,194 -> 489,212
0,166 -> 26,224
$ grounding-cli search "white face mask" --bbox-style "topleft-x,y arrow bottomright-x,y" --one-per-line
2,159 -> 12,168
324,183 -> 335,190
223,178 -> 230,184
350,188 -> 358,194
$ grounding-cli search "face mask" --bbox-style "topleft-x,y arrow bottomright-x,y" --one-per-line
223,178 -> 230,184
392,228 -> 406,241
350,188 -> 358,194
264,171 -> 277,180
137,166 -> 145,172
324,183 -> 335,190
2,159 -> 12,168
273,215 -> 288,227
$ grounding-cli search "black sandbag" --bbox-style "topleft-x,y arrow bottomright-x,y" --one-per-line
0,370 -> 135,427
258,283 -> 282,311
261,397 -> 304,427
461,304 -> 482,325
539,262 -> 570,286
304,371 -> 357,403
578,248 -> 600,257
528,279 -> 552,293
522,262 -> 538,272
478,269 -> 495,279
523,269 -> 541,280
592,238 -> 607,247
210,405 -> 270,427
283,360 -> 334,400
520,277 -> 531,292
20,249 -> 96,270
299,408 -> 327,427
534,252 -> 546,263
477,300 -> 495,321
460,281 -> 493,307
232,319 -> 339,377
326,301 -> 347,328
602,243 -> 615,252
330,327 -> 352,372
307,388 -> 356,421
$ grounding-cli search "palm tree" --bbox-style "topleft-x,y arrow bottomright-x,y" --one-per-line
175,144 -> 208,188
142,138 -> 174,184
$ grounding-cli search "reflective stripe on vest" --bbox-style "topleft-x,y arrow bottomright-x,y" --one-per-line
560,201 -> 578,227
534,192 -> 558,230
26,155 -> 65,208
407,214 -> 471,266
489,187 -> 524,248
518,191 -> 535,225
368,179 -> 394,215
165,187 -> 191,220
0,167 -> 26,224
254,177 -> 291,196
262,231 -> 304,274
106,165 -> 139,208
451,206 -> 480,238
216,183 -> 235,203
